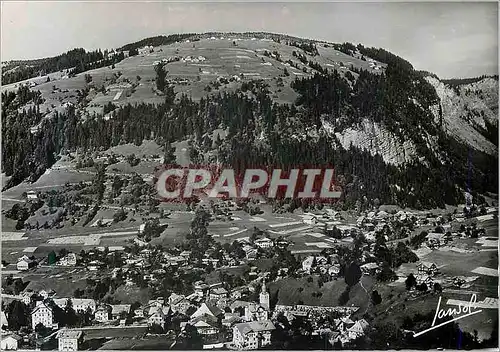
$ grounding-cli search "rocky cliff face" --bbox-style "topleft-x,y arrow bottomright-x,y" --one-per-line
325,76 -> 497,167
322,119 -> 419,166
426,76 -> 498,156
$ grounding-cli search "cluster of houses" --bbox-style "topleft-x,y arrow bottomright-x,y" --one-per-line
415,261 -> 440,286
5,280 -> 278,350
6,201 -> 492,351
138,46 -> 154,55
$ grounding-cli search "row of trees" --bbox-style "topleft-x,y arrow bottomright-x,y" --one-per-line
2,48 -> 125,85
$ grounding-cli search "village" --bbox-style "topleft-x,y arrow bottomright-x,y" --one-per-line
0,26 -> 498,351
1,194 -> 498,350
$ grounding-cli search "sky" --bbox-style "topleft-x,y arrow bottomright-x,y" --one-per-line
1,1 -> 498,78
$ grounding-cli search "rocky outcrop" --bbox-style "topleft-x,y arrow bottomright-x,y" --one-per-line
322,119 -> 419,166
425,76 -> 497,156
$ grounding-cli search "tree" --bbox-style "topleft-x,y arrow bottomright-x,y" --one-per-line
163,142 -> 176,165
338,288 -> 350,305
35,322 -> 51,336
126,154 -> 140,166
178,324 -> 203,349
344,262 -> 362,287
405,274 -> 417,290
377,262 -> 397,282
416,283 -> 428,292
371,290 -> 382,305
433,282 -> 442,293
113,207 -> 127,223
149,323 -> 164,334
6,300 -> 28,330
155,62 -> 167,92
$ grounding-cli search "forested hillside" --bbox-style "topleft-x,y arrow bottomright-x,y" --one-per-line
2,48 -> 125,85
2,33 -> 497,210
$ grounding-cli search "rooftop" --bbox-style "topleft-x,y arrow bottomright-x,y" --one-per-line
57,330 -> 83,339
234,320 -> 275,335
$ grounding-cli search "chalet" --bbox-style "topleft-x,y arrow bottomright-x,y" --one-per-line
17,256 -> 35,271
147,306 -> 168,328
190,303 -> 223,321
180,250 -> 191,259
242,245 -> 258,260
223,313 -> 241,327
302,255 -> 327,274
87,260 -> 101,271
26,190 -> 38,199
53,298 -> 96,313
191,316 -> 219,335
39,290 -> 51,299
363,223 -> 375,231
347,319 -> 369,340
193,281 -> 209,294
56,329 -> 83,351
245,303 -> 268,322
94,305 -> 111,322
416,275 -> 434,286
58,253 -> 77,266
134,308 -> 144,318
168,293 -> 192,314
133,238 -> 148,247
21,291 -> 36,305
147,298 -> 165,309
376,211 -> 389,220
417,262 -> 439,276
427,232 -> 445,247
1,334 -> 22,350
111,304 -> 131,320
209,287 -> 228,301
328,264 -> 341,277
232,320 -> 275,350
254,237 -> 274,249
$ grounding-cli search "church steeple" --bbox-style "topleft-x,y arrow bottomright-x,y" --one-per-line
259,279 -> 270,311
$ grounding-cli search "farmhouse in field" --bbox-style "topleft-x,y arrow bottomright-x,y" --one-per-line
26,190 -> 38,199
17,256 -> 36,271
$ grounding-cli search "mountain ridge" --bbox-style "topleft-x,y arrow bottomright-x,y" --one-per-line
1,32 -> 498,209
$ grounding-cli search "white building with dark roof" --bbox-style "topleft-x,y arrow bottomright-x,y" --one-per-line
31,301 -> 54,330
53,298 -> 96,313
232,320 -> 275,349
190,303 -> 223,320
1,334 -> 22,350
56,329 -> 83,351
